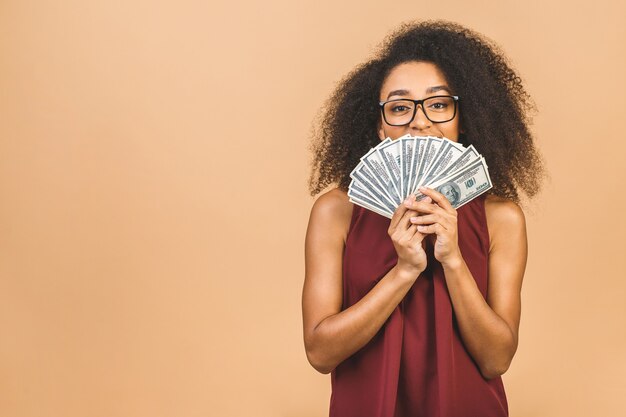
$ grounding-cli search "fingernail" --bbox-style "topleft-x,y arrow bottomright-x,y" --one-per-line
410,216 -> 418,222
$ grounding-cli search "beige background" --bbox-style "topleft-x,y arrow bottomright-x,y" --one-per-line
1,0 -> 625,416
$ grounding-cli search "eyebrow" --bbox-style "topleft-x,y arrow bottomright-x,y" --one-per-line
426,85 -> 452,94
386,85 -> 453,99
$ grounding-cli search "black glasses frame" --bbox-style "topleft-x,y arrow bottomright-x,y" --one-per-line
379,95 -> 459,126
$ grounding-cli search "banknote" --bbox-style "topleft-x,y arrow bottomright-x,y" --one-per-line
428,145 -> 480,185
414,157 -> 492,209
348,189 -> 393,219
349,163 -> 397,211
347,135 -> 492,217
407,137 -> 428,196
400,137 -> 414,198
418,139 -> 465,187
350,177 -> 395,214
414,137 -> 442,191
377,139 -> 403,201
360,141 -> 401,205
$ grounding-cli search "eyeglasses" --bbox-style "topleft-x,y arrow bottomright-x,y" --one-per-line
379,95 -> 459,126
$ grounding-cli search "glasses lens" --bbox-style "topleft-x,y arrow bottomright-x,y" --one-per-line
423,96 -> 456,122
383,100 -> 415,126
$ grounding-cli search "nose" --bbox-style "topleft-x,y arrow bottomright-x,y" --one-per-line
409,104 -> 431,130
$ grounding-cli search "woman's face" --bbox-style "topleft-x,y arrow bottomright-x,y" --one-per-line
378,61 -> 461,141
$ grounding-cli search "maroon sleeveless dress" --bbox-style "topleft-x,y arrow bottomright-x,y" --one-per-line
329,194 -> 508,417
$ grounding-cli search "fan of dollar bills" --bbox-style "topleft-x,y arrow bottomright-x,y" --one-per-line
348,135 -> 492,219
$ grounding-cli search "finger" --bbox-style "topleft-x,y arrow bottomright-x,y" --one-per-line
401,223 -> 419,239
416,223 -> 446,234
408,228 -> 426,245
394,223 -> 418,246
410,214 -> 453,230
397,209 -> 419,231
418,186 -> 454,211
404,195 -> 431,211
389,197 -> 412,231
409,214 -> 439,225
390,209 -> 419,239
401,225 -> 428,250
405,200 -> 446,215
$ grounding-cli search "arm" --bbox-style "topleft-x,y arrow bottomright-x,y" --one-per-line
409,189 -> 527,379
302,190 -> 427,374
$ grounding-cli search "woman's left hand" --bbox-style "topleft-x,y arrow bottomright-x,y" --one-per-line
404,186 -> 462,267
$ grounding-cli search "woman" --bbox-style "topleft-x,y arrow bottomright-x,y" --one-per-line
302,21 -> 543,417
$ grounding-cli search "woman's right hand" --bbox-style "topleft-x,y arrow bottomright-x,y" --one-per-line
303,189 -> 430,374
388,194 -> 429,279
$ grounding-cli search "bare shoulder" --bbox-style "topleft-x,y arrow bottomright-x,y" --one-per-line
484,194 -> 526,225
484,194 -> 527,250
308,188 -> 354,242
311,188 -> 352,217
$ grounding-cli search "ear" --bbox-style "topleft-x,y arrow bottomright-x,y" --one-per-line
377,120 -> 386,140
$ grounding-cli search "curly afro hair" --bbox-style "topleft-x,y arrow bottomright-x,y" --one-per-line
308,20 -> 544,204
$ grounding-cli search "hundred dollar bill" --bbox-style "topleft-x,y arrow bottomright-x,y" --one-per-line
449,140 -> 465,151
407,136 -> 428,196
349,133 -> 493,215
349,162 -> 397,211
420,136 -> 445,174
377,139 -> 403,201
415,139 -> 450,189
418,138 -> 465,187
348,191 -> 392,216
348,184 -> 394,218
349,174 -> 395,217
361,142 -> 401,205
400,137 -> 415,199
413,157 -> 492,209
349,196 -> 393,219
350,178 -> 395,214
428,144 -> 480,185
412,136 -> 443,193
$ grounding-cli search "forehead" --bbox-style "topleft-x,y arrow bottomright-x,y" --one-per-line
380,61 -> 450,98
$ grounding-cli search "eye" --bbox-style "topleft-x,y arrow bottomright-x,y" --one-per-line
389,102 -> 413,113
428,101 -> 449,110
391,105 -> 409,112
425,96 -> 454,112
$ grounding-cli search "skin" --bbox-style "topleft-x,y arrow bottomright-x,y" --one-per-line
302,61 -> 528,379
